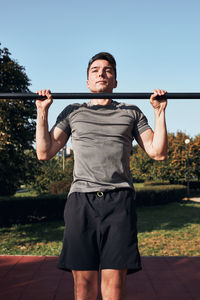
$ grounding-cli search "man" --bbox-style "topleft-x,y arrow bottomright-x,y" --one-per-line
36,52 -> 167,300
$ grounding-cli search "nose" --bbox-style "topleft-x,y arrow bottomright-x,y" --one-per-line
98,68 -> 105,77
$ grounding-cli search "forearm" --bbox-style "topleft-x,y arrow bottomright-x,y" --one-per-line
152,109 -> 168,160
36,109 -> 52,160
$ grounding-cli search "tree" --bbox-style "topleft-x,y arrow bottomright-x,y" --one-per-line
130,131 -> 200,184
130,145 -> 154,182
166,132 -> 189,182
30,154 -> 74,195
49,155 -> 74,194
0,44 -> 37,195
190,135 -> 200,181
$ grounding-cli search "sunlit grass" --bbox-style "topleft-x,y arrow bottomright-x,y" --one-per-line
0,221 -> 64,255
137,202 -> 200,256
14,188 -> 38,197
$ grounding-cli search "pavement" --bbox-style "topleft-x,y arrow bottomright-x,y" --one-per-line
0,255 -> 200,300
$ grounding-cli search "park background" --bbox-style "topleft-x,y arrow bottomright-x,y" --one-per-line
0,0 -> 200,257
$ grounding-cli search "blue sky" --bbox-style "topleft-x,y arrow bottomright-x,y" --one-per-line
1,0 -> 200,142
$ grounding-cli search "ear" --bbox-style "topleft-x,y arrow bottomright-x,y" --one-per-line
87,80 -> 90,89
114,80 -> 118,89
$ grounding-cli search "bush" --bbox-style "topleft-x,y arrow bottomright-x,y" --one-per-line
135,185 -> 186,206
0,194 -> 67,226
29,159 -> 66,194
29,155 -> 74,195
49,179 -> 71,195
0,180 -> 17,197
183,181 -> 200,190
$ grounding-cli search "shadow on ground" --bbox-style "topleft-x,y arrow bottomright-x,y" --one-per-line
137,201 -> 200,233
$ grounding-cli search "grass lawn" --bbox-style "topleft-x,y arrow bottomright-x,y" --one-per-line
137,201 -> 200,256
0,202 -> 200,256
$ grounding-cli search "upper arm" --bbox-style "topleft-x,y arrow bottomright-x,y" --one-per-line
47,126 -> 69,159
135,128 -> 154,157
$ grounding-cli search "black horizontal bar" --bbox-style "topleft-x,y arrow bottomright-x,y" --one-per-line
0,92 -> 200,100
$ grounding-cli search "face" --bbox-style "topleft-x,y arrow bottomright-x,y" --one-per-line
87,59 -> 117,93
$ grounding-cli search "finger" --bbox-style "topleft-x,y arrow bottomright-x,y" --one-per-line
42,89 -> 47,96
156,89 -> 163,96
39,90 -> 43,96
152,89 -> 167,97
46,89 -> 52,97
159,89 -> 166,95
151,90 -> 159,100
152,89 -> 158,94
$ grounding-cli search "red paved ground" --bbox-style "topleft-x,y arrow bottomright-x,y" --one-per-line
0,255 -> 200,300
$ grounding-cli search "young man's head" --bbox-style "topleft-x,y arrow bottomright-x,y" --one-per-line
87,52 -> 117,79
87,52 -> 118,93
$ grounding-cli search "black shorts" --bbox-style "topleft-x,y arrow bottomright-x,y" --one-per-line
57,188 -> 142,275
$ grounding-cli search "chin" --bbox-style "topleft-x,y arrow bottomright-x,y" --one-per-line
97,88 -> 111,93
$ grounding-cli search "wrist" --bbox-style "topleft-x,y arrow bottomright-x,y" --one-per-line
37,108 -> 49,121
154,107 -> 166,117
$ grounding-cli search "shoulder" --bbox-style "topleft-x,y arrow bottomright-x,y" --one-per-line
114,101 -> 145,116
60,102 -> 84,115
56,103 -> 86,121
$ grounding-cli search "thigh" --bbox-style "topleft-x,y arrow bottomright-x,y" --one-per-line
100,189 -> 141,274
58,192 -> 100,272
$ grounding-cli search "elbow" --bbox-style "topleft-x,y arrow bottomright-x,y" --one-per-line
153,155 -> 167,161
36,151 -> 51,161
152,151 -> 167,161
37,156 -> 48,161
37,155 -> 49,161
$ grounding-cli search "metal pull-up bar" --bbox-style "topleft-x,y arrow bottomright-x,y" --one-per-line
0,92 -> 200,100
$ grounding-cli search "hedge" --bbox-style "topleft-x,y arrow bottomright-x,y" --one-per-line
134,186 -> 186,207
0,186 -> 186,226
0,194 -> 67,227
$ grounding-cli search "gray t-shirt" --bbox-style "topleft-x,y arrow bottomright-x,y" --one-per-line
55,100 -> 151,194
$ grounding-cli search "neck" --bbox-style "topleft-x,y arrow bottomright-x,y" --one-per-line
89,98 -> 112,106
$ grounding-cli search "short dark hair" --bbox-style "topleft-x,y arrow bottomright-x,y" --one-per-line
87,52 -> 117,79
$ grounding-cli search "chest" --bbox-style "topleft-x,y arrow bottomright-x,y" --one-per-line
69,108 -> 134,139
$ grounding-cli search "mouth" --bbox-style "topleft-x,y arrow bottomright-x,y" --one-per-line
96,80 -> 107,84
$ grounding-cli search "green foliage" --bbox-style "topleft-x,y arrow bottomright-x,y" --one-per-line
29,158 -> 66,194
30,155 -> 74,194
130,145 -> 154,181
49,155 -> 74,194
0,194 -> 67,226
190,135 -> 200,181
0,44 -> 37,195
131,132 -> 200,183
135,185 -> 186,206
166,132 -> 189,182
49,179 -> 71,195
